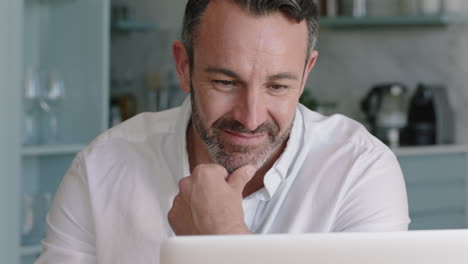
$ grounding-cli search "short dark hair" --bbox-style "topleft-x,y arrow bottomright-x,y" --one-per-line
181,0 -> 319,67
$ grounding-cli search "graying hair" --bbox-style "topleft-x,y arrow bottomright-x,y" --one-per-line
181,0 -> 319,67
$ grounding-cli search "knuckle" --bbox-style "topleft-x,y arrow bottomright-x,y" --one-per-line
212,164 -> 228,175
193,164 -> 211,177
193,164 -> 208,173
173,194 -> 181,204
191,164 -> 228,184
167,208 -> 176,223
178,177 -> 190,190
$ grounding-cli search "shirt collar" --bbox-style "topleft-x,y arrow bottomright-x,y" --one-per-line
175,97 -> 305,200
257,107 -> 304,200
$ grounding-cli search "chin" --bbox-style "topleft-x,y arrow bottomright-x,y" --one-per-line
215,149 -> 270,174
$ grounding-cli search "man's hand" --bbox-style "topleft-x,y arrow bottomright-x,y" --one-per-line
168,164 -> 256,235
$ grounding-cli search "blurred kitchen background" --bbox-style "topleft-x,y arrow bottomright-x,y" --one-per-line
2,0 -> 468,263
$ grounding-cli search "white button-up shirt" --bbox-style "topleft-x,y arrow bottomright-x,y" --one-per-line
36,98 -> 410,264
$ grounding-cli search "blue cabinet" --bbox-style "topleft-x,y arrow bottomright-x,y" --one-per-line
0,0 -> 109,263
396,147 -> 468,230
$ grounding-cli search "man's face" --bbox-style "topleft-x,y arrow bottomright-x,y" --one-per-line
183,1 -> 317,173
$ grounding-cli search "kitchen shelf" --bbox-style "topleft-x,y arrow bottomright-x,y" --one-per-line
21,144 -> 85,157
112,20 -> 158,32
319,13 -> 468,28
20,245 -> 41,256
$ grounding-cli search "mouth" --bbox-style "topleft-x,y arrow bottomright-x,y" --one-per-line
221,129 -> 267,145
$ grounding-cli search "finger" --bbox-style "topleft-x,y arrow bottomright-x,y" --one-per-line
172,193 -> 185,207
227,165 -> 256,192
192,163 -> 229,182
168,194 -> 197,235
178,176 -> 192,202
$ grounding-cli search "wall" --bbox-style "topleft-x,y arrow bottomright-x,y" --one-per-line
309,25 -> 468,143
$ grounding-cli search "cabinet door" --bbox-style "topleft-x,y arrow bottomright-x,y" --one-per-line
398,153 -> 467,230
19,0 -> 109,263
23,0 -> 109,145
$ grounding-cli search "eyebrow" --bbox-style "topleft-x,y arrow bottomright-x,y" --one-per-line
267,72 -> 300,82
205,67 -> 300,82
205,67 -> 240,79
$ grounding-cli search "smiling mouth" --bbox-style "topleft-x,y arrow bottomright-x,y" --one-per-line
222,129 -> 267,145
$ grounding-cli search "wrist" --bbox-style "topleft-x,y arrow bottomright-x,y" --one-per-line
219,223 -> 252,235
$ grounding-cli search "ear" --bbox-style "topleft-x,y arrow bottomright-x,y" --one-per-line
300,50 -> 319,94
172,40 -> 191,93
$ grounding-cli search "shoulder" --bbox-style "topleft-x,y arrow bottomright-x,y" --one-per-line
79,107 -> 183,165
90,107 -> 180,145
96,107 -> 181,144
298,104 -> 390,156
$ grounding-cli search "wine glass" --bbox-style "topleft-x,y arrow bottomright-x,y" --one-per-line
21,192 -> 52,246
22,67 -> 41,145
39,71 -> 65,144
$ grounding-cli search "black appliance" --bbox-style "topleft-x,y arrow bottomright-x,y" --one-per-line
405,83 -> 455,146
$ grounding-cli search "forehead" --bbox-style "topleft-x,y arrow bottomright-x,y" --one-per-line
193,0 -> 309,75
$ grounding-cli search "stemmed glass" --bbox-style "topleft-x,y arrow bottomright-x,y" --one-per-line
39,71 -> 65,144
21,192 -> 52,246
22,68 -> 41,145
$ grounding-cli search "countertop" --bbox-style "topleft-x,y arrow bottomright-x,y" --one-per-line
392,144 -> 468,157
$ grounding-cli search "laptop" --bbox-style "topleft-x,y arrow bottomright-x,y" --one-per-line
161,230 -> 468,264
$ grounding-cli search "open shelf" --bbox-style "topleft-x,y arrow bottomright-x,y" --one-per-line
21,144 -> 85,157
319,13 -> 468,28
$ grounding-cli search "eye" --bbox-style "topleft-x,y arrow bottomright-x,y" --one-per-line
269,84 -> 288,91
213,80 -> 236,87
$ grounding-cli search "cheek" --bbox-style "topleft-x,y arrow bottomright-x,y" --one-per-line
197,90 -> 234,127
268,96 -> 299,132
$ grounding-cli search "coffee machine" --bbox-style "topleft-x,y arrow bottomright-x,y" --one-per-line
361,83 -> 408,148
404,83 -> 454,146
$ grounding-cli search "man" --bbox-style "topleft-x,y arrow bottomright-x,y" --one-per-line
37,0 -> 409,263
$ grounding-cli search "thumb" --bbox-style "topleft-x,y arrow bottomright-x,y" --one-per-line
227,165 -> 256,192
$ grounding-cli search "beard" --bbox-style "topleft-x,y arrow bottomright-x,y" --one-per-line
190,83 -> 293,174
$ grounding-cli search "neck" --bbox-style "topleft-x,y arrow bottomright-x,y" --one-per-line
186,122 -> 287,198
242,140 -> 286,198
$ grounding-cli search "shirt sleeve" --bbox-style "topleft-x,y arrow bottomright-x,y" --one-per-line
35,152 -> 97,264
333,148 -> 411,232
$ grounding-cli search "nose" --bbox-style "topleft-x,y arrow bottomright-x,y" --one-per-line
232,88 -> 268,131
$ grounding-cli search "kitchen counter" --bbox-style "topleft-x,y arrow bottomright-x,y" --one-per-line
392,144 -> 468,157
393,144 -> 468,230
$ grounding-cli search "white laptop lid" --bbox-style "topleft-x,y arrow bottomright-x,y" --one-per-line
161,230 -> 468,264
